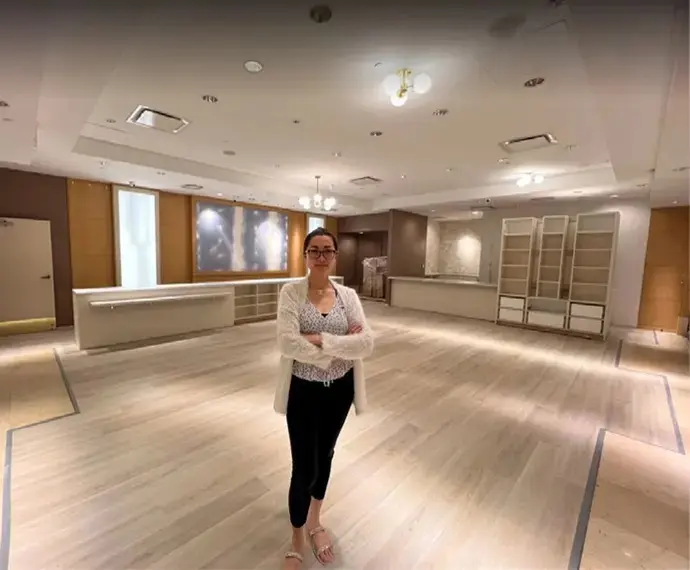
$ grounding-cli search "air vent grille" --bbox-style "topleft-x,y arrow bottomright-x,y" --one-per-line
126,105 -> 189,134
499,132 -> 558,153
349,176 -> 382,186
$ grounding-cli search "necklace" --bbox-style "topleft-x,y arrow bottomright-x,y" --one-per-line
311,287 -> 329,296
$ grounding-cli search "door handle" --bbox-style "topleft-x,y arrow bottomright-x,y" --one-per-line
40,275 -> 52,280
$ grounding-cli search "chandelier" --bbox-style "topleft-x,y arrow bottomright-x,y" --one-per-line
381,68 -> 432,107
299,175 -> 336,211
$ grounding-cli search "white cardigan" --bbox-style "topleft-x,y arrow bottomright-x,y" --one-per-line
274,277 -> 374,415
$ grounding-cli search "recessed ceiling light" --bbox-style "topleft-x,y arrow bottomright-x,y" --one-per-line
565,144 -> 577,151
0,101 -> 9,108
202,94 -> 218,103
430,209 -> 435,212
370,130 -> 383,137
217,192 -> 223,197
637,183 -> 648,188
610,194 -> 619,198
333,151 -> 341,157
673,200 -> 679,205
497,158 -> 510,164
293,119 -> 301,124
432,108 -> 449,116
182,184 -> 203,190
446,168 -> 453,172
573,190 -> 583,194
105,118 -> 116,123
524,77 -> 545,88
157,171 -> 166,175
223,150 -> 236,156
99,161 -> 107,168
401,174 -> 406,179
243,60 -> 263,73
274,164 -> 281,168
374,62 -> 382,68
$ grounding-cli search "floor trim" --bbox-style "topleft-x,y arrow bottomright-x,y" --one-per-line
0,349 -> 80,570
567,337 -> 686,570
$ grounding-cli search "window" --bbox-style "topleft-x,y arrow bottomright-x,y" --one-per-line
308,215 -> 326,234
114,187 -> 159,288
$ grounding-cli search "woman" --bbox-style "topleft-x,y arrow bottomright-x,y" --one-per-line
274,227 -> 374,568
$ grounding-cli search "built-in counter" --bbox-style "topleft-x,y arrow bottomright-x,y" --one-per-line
72,277 -> 342,350
388,277 -> 498,322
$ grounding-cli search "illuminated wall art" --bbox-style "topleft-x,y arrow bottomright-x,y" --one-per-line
195,201 -> 289,272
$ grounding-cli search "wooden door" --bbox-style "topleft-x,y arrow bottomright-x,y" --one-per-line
638,207 -> 689,331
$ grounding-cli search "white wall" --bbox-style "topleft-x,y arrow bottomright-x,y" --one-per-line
429,200 -> 651,328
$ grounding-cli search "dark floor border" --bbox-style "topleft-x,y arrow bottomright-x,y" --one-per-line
567,337 -> 686,570
0,349 -> 80,570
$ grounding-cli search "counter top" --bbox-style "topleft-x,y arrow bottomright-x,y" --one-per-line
388,276 -> 497,288
73,276 -> 343,296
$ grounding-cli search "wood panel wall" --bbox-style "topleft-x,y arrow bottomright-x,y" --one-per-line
67,179 -> 115,289
289,211 -> 307,278
638,206 -> 689,331
159,192 -> 192,284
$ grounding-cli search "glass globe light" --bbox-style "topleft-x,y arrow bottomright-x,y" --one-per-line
516,175 -> 531,187
299,196 -> 311,209
390,91 -> 408,107
323,197 -> 336,210
532,174 -> 544,184
382,74 -> 400,96
412,73 -> 432,94
313,193 -> 323,208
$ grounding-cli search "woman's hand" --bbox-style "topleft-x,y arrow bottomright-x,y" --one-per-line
303,333 -> 323,346
348,324 -> 363,335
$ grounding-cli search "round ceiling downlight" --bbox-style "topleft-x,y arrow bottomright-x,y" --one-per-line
243,60 -> 263,73
223,150 -> 236,156
182,184 -> 203,190
369,131 -> 383,137
202,94 -> 218,103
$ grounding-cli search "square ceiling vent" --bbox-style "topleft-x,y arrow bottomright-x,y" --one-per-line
499,132 -> 558,153
350,176 -> 382,186
126,105 -> 189,134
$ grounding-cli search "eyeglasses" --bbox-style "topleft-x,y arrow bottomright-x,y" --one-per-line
306,249 -> 337,261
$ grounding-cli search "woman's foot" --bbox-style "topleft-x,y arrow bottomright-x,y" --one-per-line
308,525 -> 335,565
282,527 -> 306,569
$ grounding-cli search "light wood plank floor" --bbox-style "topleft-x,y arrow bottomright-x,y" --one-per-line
1,304 -> 685,570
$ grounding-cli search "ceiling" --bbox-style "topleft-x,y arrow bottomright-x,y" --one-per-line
0,0 -> 687,216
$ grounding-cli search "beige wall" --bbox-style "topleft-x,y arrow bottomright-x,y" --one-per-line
424,219 -> 440,274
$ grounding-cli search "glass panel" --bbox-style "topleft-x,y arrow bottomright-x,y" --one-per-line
308,215 -> 325,233
116,188 -> 158,288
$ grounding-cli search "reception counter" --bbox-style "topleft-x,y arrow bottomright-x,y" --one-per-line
72,277 -> 342,350
388,277 -> 498,322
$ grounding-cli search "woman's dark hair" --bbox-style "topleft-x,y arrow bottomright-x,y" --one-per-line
303,227 -> 338,253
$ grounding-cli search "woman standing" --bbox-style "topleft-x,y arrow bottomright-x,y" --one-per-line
274,227 -> 374,568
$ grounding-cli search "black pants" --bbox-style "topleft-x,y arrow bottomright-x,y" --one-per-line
286,369 -> 354,528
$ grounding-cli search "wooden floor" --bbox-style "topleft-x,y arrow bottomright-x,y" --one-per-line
0,304 -> 687,570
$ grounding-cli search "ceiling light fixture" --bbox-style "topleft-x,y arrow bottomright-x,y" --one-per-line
202,94 -> 218,103
610,194 -> 619,198
673,200 -> 679,205
182,184 -> 203,190
524,77 -> 545,88
223,150 -> 236,156
370,130 -> 383,137
243,60 -> 263,73
217,193 -> 223,197
497,158 -> 510,164
446,168 -> 454,172
299,175 -> 336,212
401,174 -> 406,179
516,173 -> 545,187
382,68 -> 432,107
432,108 -> 449,116
105,118 -> 116,123
156,171 -> 165,175
333,151 -> 341,158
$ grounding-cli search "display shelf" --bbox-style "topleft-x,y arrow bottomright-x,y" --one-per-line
536,215 -> 568,300
567,212 -> 619,338
496,218 -> 537,323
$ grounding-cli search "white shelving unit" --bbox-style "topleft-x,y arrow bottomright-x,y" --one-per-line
234,282 -> 281,324
496,217 -> 537,324
567,211 -> 619,338
495,211 -> 619,339
526,215 -> 570,330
